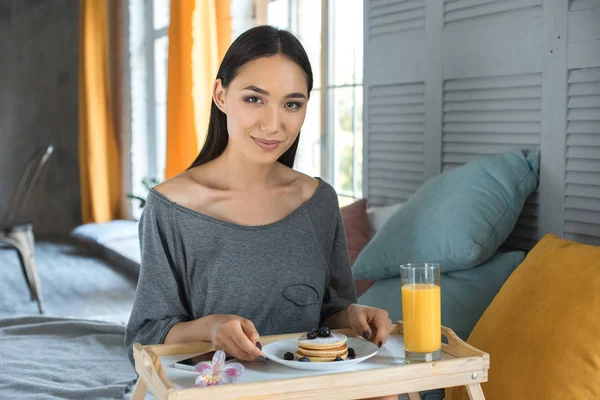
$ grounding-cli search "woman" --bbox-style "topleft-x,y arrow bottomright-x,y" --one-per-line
126,25 -> 395,399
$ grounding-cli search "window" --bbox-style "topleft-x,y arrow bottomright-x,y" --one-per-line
263,0 -> 364,203
128,0 -> 170,218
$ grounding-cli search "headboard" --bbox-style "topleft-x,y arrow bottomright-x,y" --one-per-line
362,0 -> 600,250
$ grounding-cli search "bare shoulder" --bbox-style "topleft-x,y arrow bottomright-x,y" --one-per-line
153,170 -> 213,211
278,166 -> 321,202
299,174 -> 321,201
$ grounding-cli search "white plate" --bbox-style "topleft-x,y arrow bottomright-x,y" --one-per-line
262,337 -> 379,371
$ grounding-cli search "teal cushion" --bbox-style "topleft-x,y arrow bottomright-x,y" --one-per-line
358,251 -> 525,341
353,149 -> 539,279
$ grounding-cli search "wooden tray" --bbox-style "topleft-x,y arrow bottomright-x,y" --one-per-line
131,322 -> 489,400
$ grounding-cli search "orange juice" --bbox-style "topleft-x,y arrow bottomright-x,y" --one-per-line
401,283 -> 441,353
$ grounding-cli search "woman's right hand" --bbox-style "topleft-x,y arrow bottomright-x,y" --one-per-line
209,315 -> 265,361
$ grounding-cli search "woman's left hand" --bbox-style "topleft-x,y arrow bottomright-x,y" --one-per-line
346,304 -> 393,348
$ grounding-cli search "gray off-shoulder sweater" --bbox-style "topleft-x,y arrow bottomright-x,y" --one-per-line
125,178 -> 357,363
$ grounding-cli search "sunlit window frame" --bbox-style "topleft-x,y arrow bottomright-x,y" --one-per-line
128,0 -> 170,219
145,0 -> 169,184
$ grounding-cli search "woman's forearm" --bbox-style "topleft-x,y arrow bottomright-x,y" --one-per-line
163,314 -> 219,345
324,307 -> 351,329
165,308 -> 353,345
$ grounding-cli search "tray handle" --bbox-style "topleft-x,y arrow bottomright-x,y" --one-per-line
394,321 -> 488,361
141,350 -> 158,378
133,344 -> 175,399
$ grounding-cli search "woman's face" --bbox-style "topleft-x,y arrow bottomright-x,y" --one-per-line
214,54 -> 309,165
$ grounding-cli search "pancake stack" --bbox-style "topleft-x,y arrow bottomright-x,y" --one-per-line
296,332 -> 348,362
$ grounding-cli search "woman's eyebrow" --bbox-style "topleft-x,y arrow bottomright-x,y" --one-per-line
242,85 -> 307,99
285,92 -> 307,99
243,85 -> 269,95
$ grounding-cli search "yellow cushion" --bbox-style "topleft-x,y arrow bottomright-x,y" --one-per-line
445,234 -> 600,400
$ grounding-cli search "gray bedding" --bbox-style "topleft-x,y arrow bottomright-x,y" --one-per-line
0,316 -> 137,399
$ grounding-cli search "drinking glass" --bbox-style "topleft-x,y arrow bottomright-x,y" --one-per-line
400,263 -> 441,363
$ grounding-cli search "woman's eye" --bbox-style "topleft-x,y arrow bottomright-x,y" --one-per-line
245,96 -> 262,104
285,102 -> 302,109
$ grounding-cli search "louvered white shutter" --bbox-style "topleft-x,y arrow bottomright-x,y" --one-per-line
367,83 -> 426,205
551,1 -> 600,246
364,0 -> 428,206
364,0 -> 600,249
564,68 -> 600,246
562,0 -> 600,246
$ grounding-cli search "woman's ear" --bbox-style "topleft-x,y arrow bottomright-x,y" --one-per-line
213,79 -> 226,113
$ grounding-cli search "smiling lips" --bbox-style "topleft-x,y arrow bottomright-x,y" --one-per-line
253,137 -> 282,150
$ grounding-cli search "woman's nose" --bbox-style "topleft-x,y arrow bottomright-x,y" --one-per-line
260,107 -> 279,134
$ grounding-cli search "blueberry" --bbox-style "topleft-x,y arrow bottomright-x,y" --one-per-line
298,356 -> 310,362
283,352 -> 294,361
306,330 -> 317,340
334,356 -> 344,361
317,326 -> 331,337
348,347 -> 356,358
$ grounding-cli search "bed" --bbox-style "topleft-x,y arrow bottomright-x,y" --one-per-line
0,316 -> 136,400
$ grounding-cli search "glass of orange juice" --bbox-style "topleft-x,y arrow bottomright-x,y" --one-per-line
400,263 -> 441,363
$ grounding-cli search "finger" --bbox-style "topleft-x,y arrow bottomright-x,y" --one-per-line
231,324 -> 263,360
368,324 -> 378,345
226,332 -> 257,361
241,319 -> 261,349
370,314 -> 393,348
241,319 -> 268,360
349,309 -> 373,341
217,320 -> 257,361
212,334 -> 245,360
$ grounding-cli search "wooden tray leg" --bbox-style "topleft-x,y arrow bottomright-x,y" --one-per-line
407,393 -> 420,400
131,379 -> 149,400
466,383 -> 485,400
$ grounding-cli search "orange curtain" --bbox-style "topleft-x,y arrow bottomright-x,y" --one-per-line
79,0 -> 122,223
166,0 -> 231,179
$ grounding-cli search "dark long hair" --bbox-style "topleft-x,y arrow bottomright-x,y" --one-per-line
188,25 -> 313,170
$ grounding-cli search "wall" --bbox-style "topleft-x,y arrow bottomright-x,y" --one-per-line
0,0 -> 81,235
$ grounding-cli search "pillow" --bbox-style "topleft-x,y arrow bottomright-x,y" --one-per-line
357,202 -> 404,298
71,220 -> 141,277
340,198 -> 376,297
366,202 -> 404,236
354,279 -> 376,299
340,198 -> 371,264
353,149 -> 539,279
358,251 -> 524,341
446,235 -> 600,400
71,220 -> 138,244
